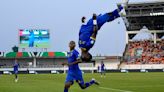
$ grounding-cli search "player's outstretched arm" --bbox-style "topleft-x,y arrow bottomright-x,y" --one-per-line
62,59 -> 82,66
91,14 -> 98,39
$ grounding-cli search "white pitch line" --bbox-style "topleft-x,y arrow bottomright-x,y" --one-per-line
99,87 -> 133,92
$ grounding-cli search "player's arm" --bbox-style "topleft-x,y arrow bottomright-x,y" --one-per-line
68,59 -> 82,66
62,59 -> 82,66
62,51 -> 82,66
91,14 -> 98,39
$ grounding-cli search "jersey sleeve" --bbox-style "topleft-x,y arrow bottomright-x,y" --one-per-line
74,50 -> 80,60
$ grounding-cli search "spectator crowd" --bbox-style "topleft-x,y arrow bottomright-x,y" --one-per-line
124,40 -> 164,64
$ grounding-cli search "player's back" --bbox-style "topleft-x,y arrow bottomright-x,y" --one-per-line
67,49 -> 80,72
79,24 -> 93,41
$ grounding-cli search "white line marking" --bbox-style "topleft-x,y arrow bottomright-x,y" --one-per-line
99,87 -> 133,92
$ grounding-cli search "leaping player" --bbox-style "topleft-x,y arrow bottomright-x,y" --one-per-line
79,0 -> 129,62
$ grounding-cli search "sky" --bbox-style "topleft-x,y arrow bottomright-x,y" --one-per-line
0,0 -> 156,56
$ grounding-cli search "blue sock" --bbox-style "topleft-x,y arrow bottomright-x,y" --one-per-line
118,5 -> 123,11
79,80 -> 95,89
112,9 -> 120,18
89,80 -> 95,84
64,88 -> 68,92
84,82 -> 90,88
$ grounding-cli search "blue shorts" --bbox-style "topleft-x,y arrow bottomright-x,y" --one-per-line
65,71 -> 84,84
101,70 -> 105,72
14,70 -> 18,74
79,37 -> 95,51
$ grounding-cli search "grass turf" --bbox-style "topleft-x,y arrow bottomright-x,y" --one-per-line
0,73 -> 164,92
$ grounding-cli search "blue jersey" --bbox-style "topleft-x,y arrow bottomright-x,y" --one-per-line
79,9 -> 120,51
101,63 -> 105,71
66,49 -> 84,83
29,31 -> 35,41
13,63 -> 19,73
29,31 -> 35,47
67,49 -> 80,72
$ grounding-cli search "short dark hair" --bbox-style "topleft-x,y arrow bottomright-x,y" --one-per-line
70,41 -> 75,44
69,41 -> 75,45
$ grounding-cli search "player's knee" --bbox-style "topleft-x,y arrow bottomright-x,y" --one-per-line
79,85 -> 86,89
78,82 -> 86,89
65,84 -> 71,89
65,82 -> 73,89
81,87 -> 85,89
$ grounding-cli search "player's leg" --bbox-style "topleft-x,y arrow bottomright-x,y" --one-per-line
14,71 -> 18,82
64,72 -> 74,92
96,5 -> 124,30
122,0 -> 129,9
31,41 -> 34,47
29,40 -> 34,47
29,41 -> 32,47
100,71 -> 103,77
64,81 -> 74,92
103,71 -> 106,77
76,72 -> 99,89
15,74 -> 17,79
78,78 -> 99,89
15,74 -> 18,81
118,0 -> 129,17
102,71 -> 106,77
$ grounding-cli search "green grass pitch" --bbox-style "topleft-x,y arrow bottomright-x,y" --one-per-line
0,73 -> 164,92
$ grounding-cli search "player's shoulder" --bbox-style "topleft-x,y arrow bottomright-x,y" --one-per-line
73,49 -> 79,54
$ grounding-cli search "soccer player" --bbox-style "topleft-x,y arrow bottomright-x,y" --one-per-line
97,65 -> 100,73
63,41 -> 99,92
0,64 -> 4,76
38,30 -> 42,41
29,30 -> 35,47
13,59 -> 19,82
79,1 -> 129,62
100,61 -> 106,78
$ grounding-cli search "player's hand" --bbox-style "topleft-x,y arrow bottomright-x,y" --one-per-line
62,62 -> 68,66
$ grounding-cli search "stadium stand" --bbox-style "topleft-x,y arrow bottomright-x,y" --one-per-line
117,1 -> 164,72
124,40 -> 164,64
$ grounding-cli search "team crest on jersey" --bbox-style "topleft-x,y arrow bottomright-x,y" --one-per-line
67,52 -> 73,57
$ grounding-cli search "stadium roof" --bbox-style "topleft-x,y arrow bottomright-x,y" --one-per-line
128,0 -> 164,5
121,1 -> 164,31
132,26 -> 153,41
